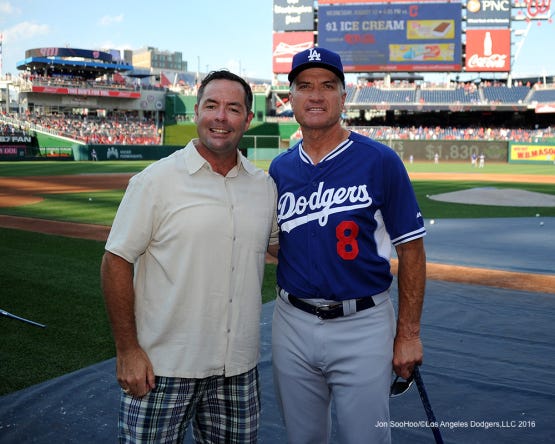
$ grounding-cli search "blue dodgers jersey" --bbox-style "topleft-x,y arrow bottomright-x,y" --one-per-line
269,131 -> 426,301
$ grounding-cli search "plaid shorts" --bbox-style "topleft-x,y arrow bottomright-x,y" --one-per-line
118,367 -> 260,443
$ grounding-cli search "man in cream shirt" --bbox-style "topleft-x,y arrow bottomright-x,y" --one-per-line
101,70 -> 278,443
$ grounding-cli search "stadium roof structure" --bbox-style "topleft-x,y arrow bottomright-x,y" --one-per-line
16,47 -> 133,80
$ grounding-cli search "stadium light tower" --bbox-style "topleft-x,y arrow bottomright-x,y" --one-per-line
511,21 -> 533,71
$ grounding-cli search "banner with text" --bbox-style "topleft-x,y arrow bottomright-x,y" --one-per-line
31,86 -> 140,98
273,0 -> 314,31
466,0 -> 511,28
509,143 -> 555,164
317,2 -> 462,72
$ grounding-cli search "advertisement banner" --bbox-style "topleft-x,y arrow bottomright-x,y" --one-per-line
273,32 -> 315,74
466,0 -> 511,28
31,86 -> 141,98
0,135 -> 34,144
0,134 -> 37,159
465,29 -> 511,72
0,146 -> 26,159
273,0 -> 314,31
535,103 -> 555,114
85,145 -> 183,161
509,143 -> 555,163
317,3 -> 462,72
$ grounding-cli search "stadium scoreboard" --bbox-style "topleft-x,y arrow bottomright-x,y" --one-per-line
272,0 -> 514,74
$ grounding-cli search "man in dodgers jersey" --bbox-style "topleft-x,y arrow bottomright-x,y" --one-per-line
269,47 -> 427,443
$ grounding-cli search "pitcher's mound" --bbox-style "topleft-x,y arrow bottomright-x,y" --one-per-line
429,188 -> 555,207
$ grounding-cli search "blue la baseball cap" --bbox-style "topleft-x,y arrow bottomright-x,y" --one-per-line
288,47 -> 345,86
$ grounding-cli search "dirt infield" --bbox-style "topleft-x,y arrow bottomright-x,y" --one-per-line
409,172 -> 555,184
0,174 -> 133,208
1,172 -> 554,294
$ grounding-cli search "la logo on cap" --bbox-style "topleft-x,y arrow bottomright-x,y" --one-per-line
308,48 -> 321,62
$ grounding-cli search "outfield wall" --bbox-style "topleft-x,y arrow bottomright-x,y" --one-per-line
72,144 -> 183,161
284,138 -> 510,163
386,139 -> 508,162
78,140 -> 555,165
81,139 -> 490,163
6,135 -> 555,165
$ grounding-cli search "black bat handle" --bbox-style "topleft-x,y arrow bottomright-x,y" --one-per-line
413,366 -> 444,444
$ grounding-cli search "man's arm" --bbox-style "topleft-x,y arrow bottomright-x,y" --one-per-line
100,251 -> 155,397
393,237 -> 426,379
267,243 -> 279,258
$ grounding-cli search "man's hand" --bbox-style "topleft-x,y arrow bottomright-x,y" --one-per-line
117,345 -> 156,397
393,335 -> 423,379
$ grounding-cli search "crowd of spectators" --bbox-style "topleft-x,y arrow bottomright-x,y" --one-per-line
18,72 -> 163,92
6,112 -> 161,145
354,125 -> 555,142
352,79 -> 535,90
290,125 -> 555,143
1,122 -> 25,136
4,109 -> 553,146
6,111 -> 553,145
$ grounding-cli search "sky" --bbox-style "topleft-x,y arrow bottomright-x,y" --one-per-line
0,0 -> 554,83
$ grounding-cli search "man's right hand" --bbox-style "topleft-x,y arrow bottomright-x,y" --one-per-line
116,346 -> 156,397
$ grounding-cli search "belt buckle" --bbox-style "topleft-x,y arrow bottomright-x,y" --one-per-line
315,303 -> 341,320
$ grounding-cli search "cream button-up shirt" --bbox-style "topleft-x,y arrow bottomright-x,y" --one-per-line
105,141 -> 278,378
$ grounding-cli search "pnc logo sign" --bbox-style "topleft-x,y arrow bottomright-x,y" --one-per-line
467,0 -> 511,13
482,0 -> 511,11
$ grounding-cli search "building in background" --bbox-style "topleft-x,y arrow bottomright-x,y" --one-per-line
132,47 -> 188,73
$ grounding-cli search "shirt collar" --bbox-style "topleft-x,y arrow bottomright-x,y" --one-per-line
184,139 -> 258,176
299,136 -> 353,165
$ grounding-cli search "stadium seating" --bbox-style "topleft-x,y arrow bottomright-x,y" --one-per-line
482,85 -> 530,103
6,70 -> 555,146
419,86 -> 480,104
529,87 -> 555,103
354,86 -> 417,104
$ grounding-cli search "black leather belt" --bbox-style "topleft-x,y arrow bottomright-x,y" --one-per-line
287,294 -> 375,320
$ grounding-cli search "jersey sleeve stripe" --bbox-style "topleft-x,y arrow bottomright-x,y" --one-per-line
391,227 -> 427,246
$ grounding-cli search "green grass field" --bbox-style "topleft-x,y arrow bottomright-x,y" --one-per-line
258,159 -> 555,175
0,160 -> 153,177
0,160 -> 553,396
1,161 -> 554,222
1,159 -> 554,177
